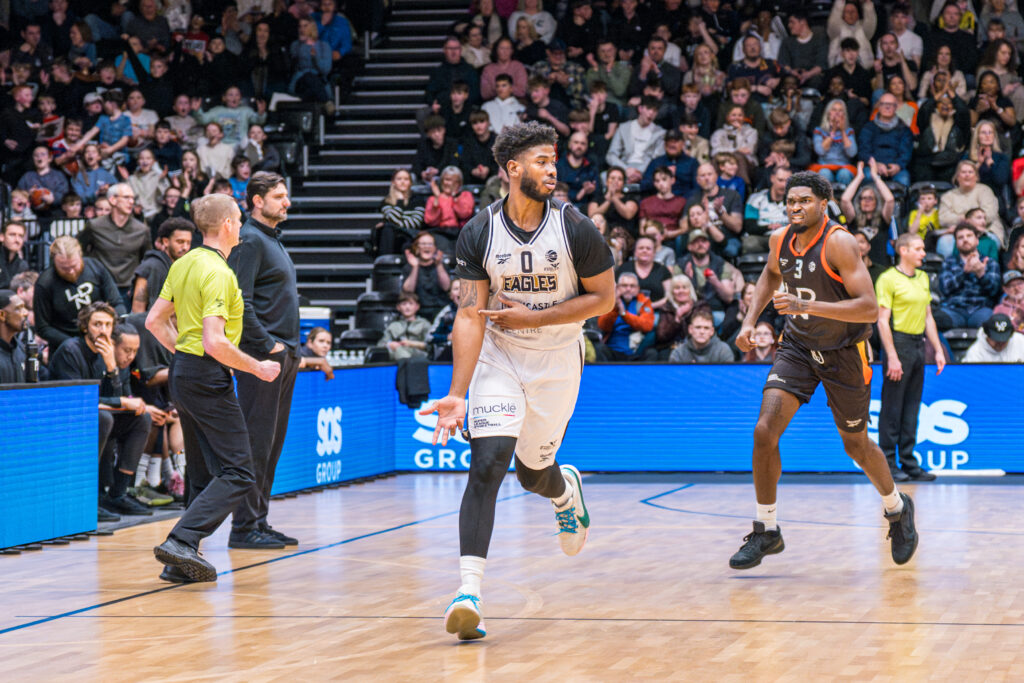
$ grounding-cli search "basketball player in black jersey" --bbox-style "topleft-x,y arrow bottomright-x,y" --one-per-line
730,172 -> 918,570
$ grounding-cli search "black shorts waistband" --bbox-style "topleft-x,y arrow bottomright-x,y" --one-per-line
892,331 -> 925,340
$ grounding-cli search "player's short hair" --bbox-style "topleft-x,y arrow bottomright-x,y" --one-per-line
157,217 -> 196,241
191,194 -> 237,236
112,322 -> 139,345
77,301 -> 117,332
785,171 -> 833,201
894,232 -> 922,253
492,121 -> 558,173
247,171 -> 286,209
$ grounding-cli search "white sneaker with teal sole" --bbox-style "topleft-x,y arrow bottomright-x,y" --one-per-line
555,464 -> 590,556
443,593 -> 486,640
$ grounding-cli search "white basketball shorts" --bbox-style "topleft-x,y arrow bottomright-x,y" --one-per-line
466,331 -> 585,470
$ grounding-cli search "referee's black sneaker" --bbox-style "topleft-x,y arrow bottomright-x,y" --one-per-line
228,529 -> 286,550
729,522 -> 785,569
260,524 -> 298,546
158,565 -> 192,584
903,466 -> 937,482
154,537 -> 217,582
885,493 -> 918,565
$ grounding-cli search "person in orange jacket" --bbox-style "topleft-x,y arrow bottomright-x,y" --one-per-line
597,271 -> 655,360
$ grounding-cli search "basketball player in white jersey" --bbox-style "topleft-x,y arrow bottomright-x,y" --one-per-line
420,122 -> 615,641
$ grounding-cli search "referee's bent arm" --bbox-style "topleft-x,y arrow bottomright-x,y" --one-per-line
202,315 -> 277,380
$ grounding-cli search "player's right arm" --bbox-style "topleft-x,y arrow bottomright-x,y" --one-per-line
736,228 -> 785,352
422,277 -> 489,445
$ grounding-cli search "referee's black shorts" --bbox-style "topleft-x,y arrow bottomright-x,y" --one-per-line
763,338 -> 872,432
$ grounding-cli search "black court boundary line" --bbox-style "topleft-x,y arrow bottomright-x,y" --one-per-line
0,492 -> 530,637
639,483 -> 1024,536
18,614 -> 1024,629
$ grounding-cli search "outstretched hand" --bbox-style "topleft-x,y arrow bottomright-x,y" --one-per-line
419,395 -> 466,445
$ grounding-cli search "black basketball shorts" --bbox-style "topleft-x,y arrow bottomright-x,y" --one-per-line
763,338 -> 872,432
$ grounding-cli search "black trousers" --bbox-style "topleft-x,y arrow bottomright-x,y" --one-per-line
231,349 -> 300,533
879,331 -> 925,470
167,352 -> 255,549
98,409 -> 151,476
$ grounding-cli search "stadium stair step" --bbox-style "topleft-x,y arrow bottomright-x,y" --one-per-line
284,3 -> 459,321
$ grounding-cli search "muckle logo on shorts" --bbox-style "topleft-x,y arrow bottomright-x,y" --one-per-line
471,402 -> 517,418
502,274 -> 558,293
316,406 -> 343,456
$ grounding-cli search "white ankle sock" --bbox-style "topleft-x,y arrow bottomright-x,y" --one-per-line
135,454 -> 151,486
756,503 -> 778,530
882,487 -> 903,514
458,555 -> 486,597
551,476 -> 573,510
146,457 -> 163,487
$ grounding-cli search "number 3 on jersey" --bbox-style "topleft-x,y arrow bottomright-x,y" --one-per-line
793,258 -> 803,279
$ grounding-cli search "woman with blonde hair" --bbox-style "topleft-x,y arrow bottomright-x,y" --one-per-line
512,16 -> 545,65
811,99 -> 858,185
655,274 -> 698,357
289,17 -> 332,102
841,158 -> 896,264
939,158 -> 1006,246
967,119 -> 1011,191
376,168 -> 425,256
508,0 -> 556,43
682,44 -> 724,97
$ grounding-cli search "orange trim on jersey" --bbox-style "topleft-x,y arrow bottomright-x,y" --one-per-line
788,216 -> 829,257
857,341 -> 872,385
820,224 -> 845,283
770,225 -> 789,264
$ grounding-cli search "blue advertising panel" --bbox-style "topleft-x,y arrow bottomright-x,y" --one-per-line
0,382 -> 98,547
272,366 -> 397,494
395,364 -> 1024,474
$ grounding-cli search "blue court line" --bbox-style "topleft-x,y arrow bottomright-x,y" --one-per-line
0,491 -> 530,637
639,484 -> 1024,536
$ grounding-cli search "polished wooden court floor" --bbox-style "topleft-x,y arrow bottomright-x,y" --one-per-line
3,473 -> 1024,681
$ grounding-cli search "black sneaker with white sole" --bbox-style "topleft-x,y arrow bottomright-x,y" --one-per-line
729,521 -> 785,569
154,537 -> 217,582
884,493 -> 918,565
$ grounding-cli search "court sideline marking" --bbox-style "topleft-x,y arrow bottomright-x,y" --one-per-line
0,491 -> 530,636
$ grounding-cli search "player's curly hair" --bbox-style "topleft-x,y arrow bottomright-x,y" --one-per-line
785,171 -> 833,201
492,121 -> 558,173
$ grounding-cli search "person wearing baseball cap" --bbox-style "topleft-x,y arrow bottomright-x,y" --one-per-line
678,219 -> 740,326
994,270 -> 1024,333
963,313 -> 1024,362
533,37 -> 586,109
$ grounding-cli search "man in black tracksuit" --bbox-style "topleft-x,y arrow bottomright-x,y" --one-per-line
226,172 -> 308,549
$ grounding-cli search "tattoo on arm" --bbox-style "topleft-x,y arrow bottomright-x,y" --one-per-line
459,281 -> 480,309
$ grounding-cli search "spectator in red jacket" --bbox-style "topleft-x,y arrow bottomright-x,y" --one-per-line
424,165 -> 475,252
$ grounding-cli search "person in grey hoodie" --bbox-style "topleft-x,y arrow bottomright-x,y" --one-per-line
669,307 -> 735,363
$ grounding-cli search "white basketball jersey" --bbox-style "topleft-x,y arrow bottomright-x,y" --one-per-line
481,200 -> 583,350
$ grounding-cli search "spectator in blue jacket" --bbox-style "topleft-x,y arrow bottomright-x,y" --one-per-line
313,0 -> 352,60
858,93 -> 913,186
556,131 -> 600,210
641,129 -> 697,197
289,18 -> 333,103
936,223 -> 1003,330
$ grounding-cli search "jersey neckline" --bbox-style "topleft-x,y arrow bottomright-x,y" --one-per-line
498,196 -> 550,247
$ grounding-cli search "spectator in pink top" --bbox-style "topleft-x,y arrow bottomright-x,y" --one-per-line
481,37 -> 529,99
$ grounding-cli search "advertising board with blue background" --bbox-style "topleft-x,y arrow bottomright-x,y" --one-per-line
393,364 -> 1023,475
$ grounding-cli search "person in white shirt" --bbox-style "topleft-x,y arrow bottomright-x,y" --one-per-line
963,313 -> 1024,362
875,3 -> 922,69
196,122 -> 235,179
481,74 -> 525,134
605,96 -> 665,184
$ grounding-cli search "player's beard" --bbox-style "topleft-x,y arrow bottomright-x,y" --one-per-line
520,174 -> 553,202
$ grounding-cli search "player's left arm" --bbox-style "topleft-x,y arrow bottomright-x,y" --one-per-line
773,229 -> 879,323
533,267 -> 616,326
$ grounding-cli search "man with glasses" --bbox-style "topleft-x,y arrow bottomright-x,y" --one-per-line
78,183 -> 151,310
857,95 -> 912,187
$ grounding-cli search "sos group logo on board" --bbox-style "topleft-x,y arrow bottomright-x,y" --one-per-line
316,406 -> 343,483
410,399 -> 472,469
868,399 -> 972,470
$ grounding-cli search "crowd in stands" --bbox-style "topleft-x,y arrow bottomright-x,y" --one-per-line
373,0 -> 1024,364
0,0 -> 385,526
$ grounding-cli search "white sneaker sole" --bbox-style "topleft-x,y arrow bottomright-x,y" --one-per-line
444,603 -> 485,640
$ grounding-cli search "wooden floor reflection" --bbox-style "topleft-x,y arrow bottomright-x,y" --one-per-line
2,473 -> 1024,681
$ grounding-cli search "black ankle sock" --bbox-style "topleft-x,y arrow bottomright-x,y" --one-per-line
110,470 -> 133,499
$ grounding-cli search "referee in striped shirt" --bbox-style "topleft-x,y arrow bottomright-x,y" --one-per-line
875,232 -> 946,483
146,194 -> 281,583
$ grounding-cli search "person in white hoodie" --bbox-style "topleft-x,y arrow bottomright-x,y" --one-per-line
963,313 -> 1024,362
828,0 -> 877,68
124,148 -> 169,220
